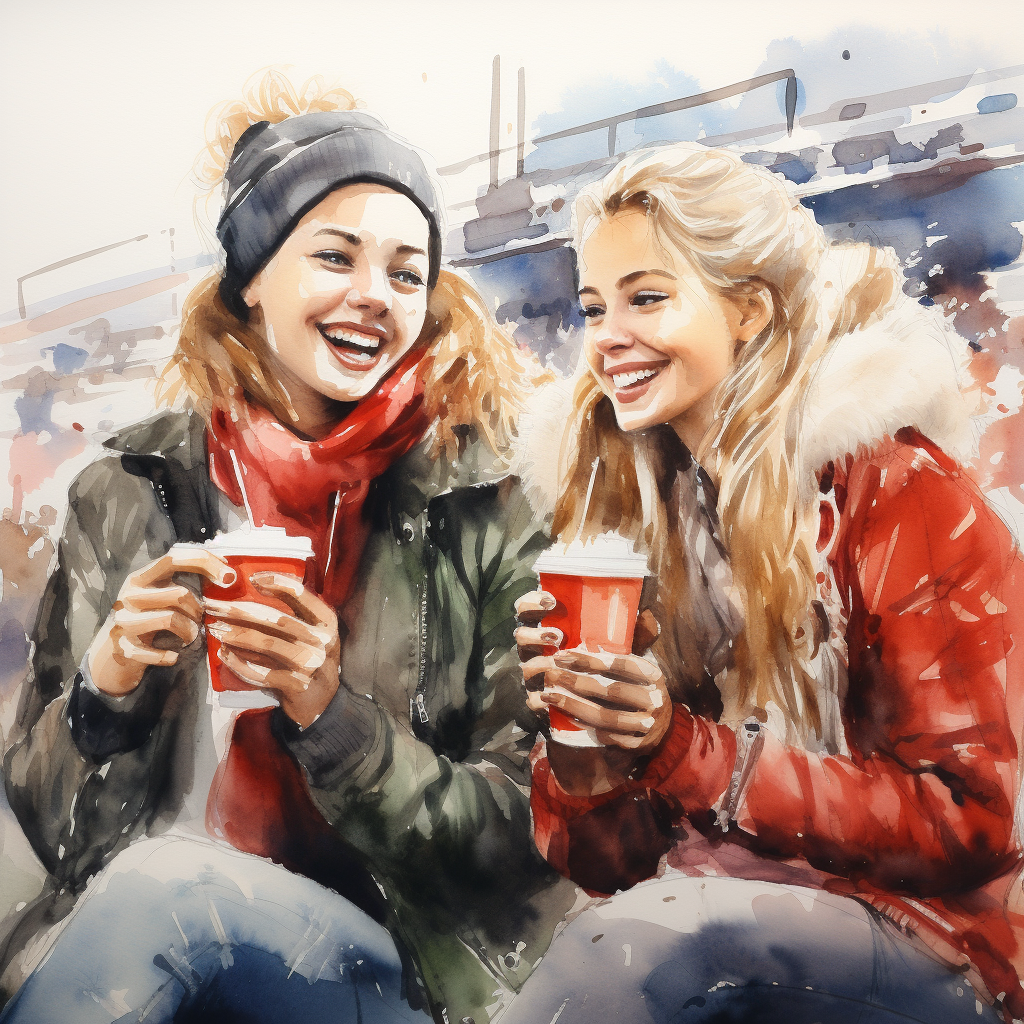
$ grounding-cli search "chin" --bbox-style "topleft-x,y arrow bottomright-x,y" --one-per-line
328,377 -> 383,403
609,400 -> 665,434
316,360 -> 394,403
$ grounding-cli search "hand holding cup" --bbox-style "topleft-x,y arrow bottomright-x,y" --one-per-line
517,591 -> 668,750
519,534 -> 659,745
87,547 -> 236,697
524,644 -> 671,752
204,571 -> 341,729
518,589 -> 668,797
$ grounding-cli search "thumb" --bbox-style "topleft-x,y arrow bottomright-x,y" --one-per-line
632,609 -> 661,656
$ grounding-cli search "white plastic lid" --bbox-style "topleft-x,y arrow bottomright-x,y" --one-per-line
204,526 -> 314,560
534,533 -> 649,578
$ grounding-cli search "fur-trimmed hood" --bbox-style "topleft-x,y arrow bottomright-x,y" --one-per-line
514,295 -> 977,516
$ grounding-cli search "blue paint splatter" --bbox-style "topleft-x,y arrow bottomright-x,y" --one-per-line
14,392 -> 55,435
978,94 -> 1017,115
45,344 -> 88,375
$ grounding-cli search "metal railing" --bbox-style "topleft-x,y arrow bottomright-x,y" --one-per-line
437,68 -> 798,177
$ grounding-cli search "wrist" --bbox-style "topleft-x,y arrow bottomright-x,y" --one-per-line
547,743 -> 639,797
281,681 -> 381,785
279,673 -> 342,730
87,631 -> 143,697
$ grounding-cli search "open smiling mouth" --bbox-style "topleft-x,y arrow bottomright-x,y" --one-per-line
318,325 -> 386,370
609,365 -> 664,403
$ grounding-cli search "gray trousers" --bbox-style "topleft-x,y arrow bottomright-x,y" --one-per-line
497,875 -> 1003,1024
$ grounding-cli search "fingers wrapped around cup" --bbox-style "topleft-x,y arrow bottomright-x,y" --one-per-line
204,571 -> 341,727
523,647 -> 672,752
90,547 -> 236,694
515,590 -> 564,678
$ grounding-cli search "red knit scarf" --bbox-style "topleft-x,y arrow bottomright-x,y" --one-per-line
204,347 -> 428,897
206,345 -> 429,607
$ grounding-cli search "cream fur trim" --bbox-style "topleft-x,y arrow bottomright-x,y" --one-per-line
800,293 -> 976,483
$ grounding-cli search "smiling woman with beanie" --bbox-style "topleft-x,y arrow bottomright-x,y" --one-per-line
1,71 -> 574,1024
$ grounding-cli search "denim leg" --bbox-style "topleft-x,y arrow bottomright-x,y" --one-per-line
0,836 -> 430,1024
500,875 -> 1002,1024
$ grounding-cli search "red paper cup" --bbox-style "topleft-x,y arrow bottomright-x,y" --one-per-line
535,537 -> 649,747
177,528 -> 314,692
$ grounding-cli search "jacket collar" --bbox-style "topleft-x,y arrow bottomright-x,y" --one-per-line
104,406 -> 205,468
104,408 -> 514,525
800,293 -> 974,487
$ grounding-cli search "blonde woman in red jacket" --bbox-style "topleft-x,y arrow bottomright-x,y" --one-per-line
510,142 -> 1024,1023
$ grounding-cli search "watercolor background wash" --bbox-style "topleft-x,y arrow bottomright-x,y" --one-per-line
1,0 -> 1023,986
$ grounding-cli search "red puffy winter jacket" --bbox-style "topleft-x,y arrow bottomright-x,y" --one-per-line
532,429 -> 1024,1018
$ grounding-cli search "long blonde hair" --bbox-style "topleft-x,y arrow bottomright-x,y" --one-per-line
157,69 -> 550,465
554,143 -> 902,740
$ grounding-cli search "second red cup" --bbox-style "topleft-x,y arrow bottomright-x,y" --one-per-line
534,535 -> 650,746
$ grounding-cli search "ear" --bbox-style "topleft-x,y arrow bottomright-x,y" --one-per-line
733,285 -> 773,342
241,280 -> 261,309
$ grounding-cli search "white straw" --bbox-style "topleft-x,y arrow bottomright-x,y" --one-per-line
578,457 -> 601,540
228,449 -> 256,528
322,491 -> 342,580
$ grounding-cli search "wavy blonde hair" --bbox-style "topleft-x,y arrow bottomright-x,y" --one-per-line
158,69 -> 551,464
554,143 -> 902,740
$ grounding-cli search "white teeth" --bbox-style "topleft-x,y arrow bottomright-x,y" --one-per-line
320,327 -> 381,352
612,368 -> 659,389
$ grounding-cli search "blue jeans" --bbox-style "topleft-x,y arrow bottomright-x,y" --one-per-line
498,875 -> 1003,1023
0,837 -> 431,1023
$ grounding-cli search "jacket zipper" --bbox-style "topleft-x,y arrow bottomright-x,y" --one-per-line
715,718 -> 765,831
411,510 -> 430,726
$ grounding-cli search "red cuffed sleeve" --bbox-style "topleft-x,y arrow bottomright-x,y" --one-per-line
530,706 -> 737,893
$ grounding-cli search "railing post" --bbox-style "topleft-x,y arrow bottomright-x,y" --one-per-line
785,74 -> 798,134
489,55 -> 501,191
517,67 -> 526,178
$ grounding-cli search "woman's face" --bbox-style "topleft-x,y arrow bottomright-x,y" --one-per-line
244,183 -> 431,415
577,210 -> 758,450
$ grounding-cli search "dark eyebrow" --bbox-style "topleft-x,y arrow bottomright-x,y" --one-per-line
310,230 -> 426,259
312,228 -> 361,245
578,269 -> 676,298
617,269 -> 676,288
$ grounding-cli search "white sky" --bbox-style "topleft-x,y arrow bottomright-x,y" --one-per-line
2,0 -> 1023,314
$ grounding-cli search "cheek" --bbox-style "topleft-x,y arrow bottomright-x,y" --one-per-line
583,332 -> 604,376
262,268 -> 317,325
395,295 -> 428,340
303,267 -> 348,311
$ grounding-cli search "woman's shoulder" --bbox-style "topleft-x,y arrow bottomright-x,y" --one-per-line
101,407 -> 205,465
508,377 -> 576,519
827,429 -> 1019,565
66,408 -> 207,519
375,426 -> 536,542
394,423 -> 521,498
835,429 -> 965,489
802,296 -> 975,484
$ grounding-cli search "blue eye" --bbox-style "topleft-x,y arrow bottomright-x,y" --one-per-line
632,291 -> 669,307
313,250 -> 353,268
392,269 -> 425,288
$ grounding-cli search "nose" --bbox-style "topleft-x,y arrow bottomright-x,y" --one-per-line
347,263 -> 391,317
590,309 -> 635,358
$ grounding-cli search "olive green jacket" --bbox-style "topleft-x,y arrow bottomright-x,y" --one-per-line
3,409 -> 577,1023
